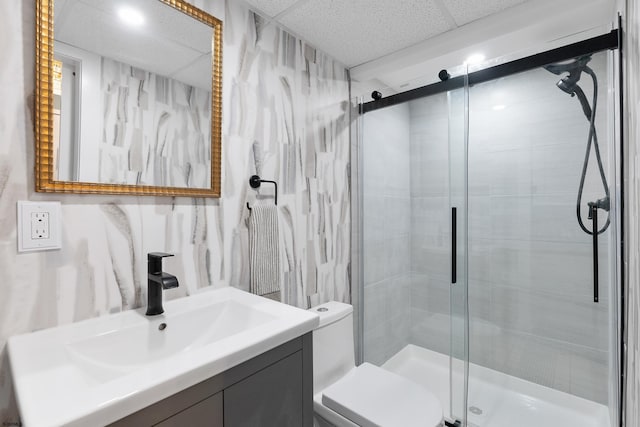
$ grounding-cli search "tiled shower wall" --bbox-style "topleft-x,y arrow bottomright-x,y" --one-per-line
362,103 -> 412,365
363,54 -> 613,404
0,0 -> 349,423
409,92 -> 452,356
465,61 -> 612,405
409,56 -> 613,404
624,0 -> 640,423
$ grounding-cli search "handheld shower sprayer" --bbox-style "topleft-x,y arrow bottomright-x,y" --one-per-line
544,56 -> 595,119
543,55 -> 593,96
543,54 -> 609,236
544,54 -> 609,303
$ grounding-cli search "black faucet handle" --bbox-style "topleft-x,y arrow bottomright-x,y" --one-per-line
148,252 -> 175,275
148,252 -> 174,259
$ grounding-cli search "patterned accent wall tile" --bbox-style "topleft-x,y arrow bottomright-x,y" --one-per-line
0,0 -> 349,423
223,6 -> 351,308
99,58 -> 212,188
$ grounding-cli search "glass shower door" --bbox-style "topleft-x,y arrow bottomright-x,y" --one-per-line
462,50 -> 616,427
358,44 -> 617,427
448,70 -> 470,426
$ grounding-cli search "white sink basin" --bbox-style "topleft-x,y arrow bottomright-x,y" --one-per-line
66,300 -> 275,379
8,287 -> 319,427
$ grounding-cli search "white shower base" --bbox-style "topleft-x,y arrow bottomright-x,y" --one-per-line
381,345 -> 610,427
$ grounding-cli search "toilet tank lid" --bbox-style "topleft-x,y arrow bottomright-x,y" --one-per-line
309,301 -> 353,328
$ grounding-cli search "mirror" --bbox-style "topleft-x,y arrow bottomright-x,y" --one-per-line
35,0 -> 222,197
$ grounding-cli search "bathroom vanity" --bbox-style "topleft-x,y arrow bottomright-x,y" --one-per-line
8,287 -> 318,426
110,334 -> 312,426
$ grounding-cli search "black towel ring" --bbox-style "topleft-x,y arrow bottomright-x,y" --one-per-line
247,175 -> 278,212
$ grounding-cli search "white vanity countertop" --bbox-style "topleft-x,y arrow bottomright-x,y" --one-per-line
8,287 -> 319,427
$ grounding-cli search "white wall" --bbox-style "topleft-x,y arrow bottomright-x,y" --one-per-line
55,41 -> 101,182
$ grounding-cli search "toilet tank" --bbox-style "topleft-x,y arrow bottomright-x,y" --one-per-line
309,302 -> 355,394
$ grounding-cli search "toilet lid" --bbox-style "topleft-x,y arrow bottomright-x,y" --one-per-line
321,363 -> 443,427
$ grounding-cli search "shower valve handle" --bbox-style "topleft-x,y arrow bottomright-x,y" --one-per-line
590,205 -> 599,303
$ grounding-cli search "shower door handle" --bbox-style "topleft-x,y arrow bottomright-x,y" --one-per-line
590,205 -> 599,303
451,207 -> 457,284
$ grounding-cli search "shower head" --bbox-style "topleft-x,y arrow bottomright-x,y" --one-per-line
543,55 -> 592,95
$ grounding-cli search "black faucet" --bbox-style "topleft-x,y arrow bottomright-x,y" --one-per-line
146,252 -> 179,316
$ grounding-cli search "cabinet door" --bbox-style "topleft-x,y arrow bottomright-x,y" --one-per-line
224,351 -> 303,427
154,392 -> 223,427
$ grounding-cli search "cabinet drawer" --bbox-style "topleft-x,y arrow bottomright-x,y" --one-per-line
224,351 -> 303,426
154,392 -> 222,427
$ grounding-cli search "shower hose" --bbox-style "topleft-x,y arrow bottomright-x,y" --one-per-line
573,67 -> 611,235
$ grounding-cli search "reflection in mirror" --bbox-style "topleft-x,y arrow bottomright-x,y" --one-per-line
36,0 -> 222,196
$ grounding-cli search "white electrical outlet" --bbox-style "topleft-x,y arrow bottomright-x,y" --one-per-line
17,201 -> 62,252
31,212 -> 50,239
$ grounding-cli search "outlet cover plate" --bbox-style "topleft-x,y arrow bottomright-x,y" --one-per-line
17,201 -> 62,252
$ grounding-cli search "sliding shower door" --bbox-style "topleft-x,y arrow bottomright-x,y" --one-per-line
448,74 -> 469,426
459,50 -> 618,427
357,39 -> 619,427
359,77 -> 473,425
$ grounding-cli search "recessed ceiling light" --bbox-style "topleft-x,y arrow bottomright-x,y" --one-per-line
464,53 -> 485,65
118,6 -> 145,27
492,104 -> 506,111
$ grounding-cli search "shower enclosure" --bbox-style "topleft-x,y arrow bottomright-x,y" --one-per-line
354,32 -> 621,427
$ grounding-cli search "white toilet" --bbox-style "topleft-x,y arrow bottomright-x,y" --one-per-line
310,301 -> 444,427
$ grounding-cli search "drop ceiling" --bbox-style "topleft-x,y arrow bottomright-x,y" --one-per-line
242,0 -> 530,68
243,0 -> 615,97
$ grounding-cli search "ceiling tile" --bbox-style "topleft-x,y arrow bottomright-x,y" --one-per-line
242,0 -> 300,18
441,0 -> 528,26
278,0 -> 454,67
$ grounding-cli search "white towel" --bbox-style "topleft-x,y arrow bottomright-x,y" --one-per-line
248,202 -> 280,298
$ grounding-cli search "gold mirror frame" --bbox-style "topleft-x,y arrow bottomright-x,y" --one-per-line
35,0 -> 222,197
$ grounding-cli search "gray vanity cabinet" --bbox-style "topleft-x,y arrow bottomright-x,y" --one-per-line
109,333 -> 313,427
155,392 -> 223,427
224,351 -> 303,426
